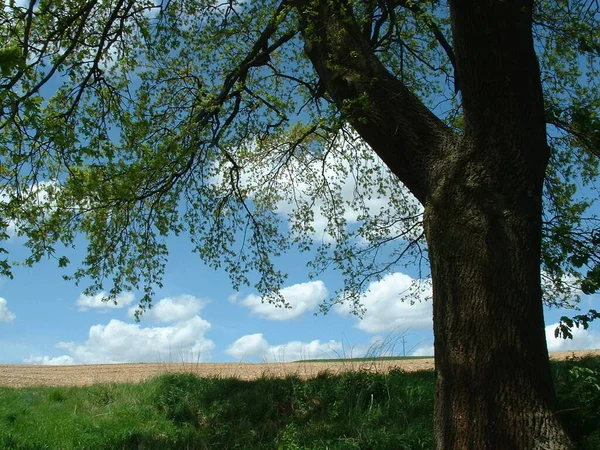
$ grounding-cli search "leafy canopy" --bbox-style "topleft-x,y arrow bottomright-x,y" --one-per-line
0,0 -> 599,321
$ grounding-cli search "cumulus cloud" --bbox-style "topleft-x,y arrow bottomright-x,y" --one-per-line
225,333 -> 269,360
546,323 -> 600,352
237,130 -> 421,245
334,272 -> 432,333
275,160 -> 421,244
234,281 -> 328,321
76,291 -> 135,311
225,333 -> 344,362
24,355 -> 75,365
1,181 -> 60,239
0,297 -> 15,323
25,316 -> 214,365
411,344 -> 434,357
128,295 -> 207,323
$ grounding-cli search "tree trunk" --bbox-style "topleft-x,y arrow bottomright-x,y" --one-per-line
423,141 -> 571,448
424,2 -> 573,444
294,0 -> 574,447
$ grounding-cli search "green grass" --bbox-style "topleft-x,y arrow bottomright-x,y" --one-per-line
0,357 -> 598,450
553,356 -> 600,450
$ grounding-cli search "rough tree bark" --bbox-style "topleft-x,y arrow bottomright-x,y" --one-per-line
295,0 -> 572,448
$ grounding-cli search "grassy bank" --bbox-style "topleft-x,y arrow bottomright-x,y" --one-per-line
0,357 -> 598,450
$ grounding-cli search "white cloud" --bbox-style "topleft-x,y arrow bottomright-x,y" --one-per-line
225,333 -> 344,362
225,333 -> 269,360
25,317 -> 214,364
334,272 -> 432,333
24,355 -> 75,365
238,129 -> 422,245
546,323 -> 600,352
264,339 -> 343,362
1,181 -> 60,239
77,291 -> 135,311
5,220 -> 16,239
0,297 -> 15,322
274,160 -> 421,244
234,280 -> 328,321
411,344 -> 434,357
128,295 -> 207,323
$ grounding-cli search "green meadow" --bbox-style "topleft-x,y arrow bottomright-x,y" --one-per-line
0,357 -> 598,450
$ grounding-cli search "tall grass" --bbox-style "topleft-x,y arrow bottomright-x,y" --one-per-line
0,357 -> 597,449
553,355 -> 600,450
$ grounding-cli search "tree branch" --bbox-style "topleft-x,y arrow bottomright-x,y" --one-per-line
293,0 -> 454,203
393,0 -> 459,92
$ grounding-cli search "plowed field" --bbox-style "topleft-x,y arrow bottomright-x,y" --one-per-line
1,350 -> 597,388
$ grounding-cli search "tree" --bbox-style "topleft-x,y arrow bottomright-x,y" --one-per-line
1,0 -> 599,448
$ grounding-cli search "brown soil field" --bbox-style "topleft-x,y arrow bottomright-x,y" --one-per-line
0,350 -> 598,388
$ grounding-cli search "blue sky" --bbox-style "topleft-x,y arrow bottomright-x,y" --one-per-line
0,0 -> 598,366
0,199 -> 599,365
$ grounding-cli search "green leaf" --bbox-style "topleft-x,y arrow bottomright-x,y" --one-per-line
0,46 -> 24,77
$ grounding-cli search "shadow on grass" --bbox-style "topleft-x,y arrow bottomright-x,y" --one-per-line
151,369 -> 435,450
1,357 -> 598,449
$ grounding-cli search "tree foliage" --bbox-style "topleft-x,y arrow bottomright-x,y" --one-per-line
0,0 -> 599,319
